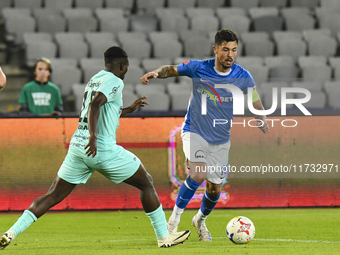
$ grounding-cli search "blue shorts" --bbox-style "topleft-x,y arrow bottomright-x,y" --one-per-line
58,144 -> 141,184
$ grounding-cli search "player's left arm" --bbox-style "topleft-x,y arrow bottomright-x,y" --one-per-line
85,92 -> 107,158
0,66 -> 6,92
140,65 -> 180,84
120,96 -> 149,117
251,89 -> 269,134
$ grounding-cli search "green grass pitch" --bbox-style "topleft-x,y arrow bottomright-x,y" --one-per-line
1,208 -> 339,255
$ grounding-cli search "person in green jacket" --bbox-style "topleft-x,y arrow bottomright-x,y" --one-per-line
18,58 -> 63,116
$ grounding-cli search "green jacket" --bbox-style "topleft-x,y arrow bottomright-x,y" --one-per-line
18,80 -> 63,115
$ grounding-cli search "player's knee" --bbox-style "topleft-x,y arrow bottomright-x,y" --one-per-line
191,176 -> 205,183
207,189 -> 221,197
190,172 -> 206,183
137,164 -> 154,186
190,163 -> 207,183
136,171 -> 154,191
206,182 -> 222,196
145,172 -> 154,186
190,171 -> 206,183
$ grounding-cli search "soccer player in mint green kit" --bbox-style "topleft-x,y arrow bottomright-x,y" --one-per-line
0,46 -> 190,250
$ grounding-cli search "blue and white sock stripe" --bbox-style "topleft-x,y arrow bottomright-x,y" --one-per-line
204,191 -> 220,202
183,180 -> 194,191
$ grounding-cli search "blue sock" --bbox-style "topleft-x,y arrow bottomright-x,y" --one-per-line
176,176 -> 202,209
200,191 -> 220,216
145,205 -> 168,238
9,210 -> 37,237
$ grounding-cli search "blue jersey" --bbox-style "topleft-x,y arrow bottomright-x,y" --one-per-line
177,59 -> 255,145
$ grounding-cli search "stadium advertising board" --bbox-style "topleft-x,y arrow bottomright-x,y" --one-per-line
0,116 -> 339,211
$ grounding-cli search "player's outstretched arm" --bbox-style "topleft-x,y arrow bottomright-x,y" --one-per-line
252,89 -> 269,134
140,65 -> 180,84
0,66 -> 6,92
121,96 -> 149,117
85,92 -> 107,158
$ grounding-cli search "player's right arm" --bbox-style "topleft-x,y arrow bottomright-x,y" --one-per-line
140,65 -> 180,84
0,66 -> 6,92
84,91 -> 107,158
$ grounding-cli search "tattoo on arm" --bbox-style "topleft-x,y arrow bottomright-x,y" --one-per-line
155,65 -> 179,78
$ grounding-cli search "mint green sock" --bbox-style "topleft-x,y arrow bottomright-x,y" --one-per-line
145,205 -> 168,238
9,210 -> 37,237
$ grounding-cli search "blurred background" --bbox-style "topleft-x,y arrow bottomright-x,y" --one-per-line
0,0 -> 339,116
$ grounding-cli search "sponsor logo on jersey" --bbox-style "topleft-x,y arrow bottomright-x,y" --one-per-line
87,79 -> 101,89
195,150 -> 205,159
110,85 -> 121,95
198,82 -> 223,106
197,88 -> 233,103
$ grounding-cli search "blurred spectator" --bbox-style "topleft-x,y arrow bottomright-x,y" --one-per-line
0,66 -> 6,92
18,58 -> 63,116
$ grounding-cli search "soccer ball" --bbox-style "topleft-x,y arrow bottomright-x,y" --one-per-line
226,216 -> 255,244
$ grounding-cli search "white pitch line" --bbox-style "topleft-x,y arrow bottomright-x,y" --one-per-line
214,237 -> 340,244
254,238 -> 340,244
108,238 -> 149,242
108,237 -> 340,244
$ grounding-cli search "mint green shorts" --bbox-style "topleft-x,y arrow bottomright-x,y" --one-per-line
58,144 -> 141,184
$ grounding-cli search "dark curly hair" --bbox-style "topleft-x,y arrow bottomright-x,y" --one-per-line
104,46 -> 128,64
215,29 -> 239,46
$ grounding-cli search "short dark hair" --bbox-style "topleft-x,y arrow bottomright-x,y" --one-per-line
104,46 -> 128,64
215,29 -> 239,46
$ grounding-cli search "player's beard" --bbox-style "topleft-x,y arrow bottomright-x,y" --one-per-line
220,58 -> 233,70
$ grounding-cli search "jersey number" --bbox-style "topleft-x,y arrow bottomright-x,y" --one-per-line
79,91 -> 97,123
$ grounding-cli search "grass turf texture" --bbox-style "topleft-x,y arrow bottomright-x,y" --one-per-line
0,208 -> 339,255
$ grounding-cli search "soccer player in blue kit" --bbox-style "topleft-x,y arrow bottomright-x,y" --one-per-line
140,29 -> 269,241
0,46 -> 190,250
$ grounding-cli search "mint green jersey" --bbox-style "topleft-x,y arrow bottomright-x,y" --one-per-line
59,70 -> 141,184
70,70 -> 124,149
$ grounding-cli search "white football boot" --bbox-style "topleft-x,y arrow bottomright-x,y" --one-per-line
191,214 -> 212,242
158,230 -> 191,248
0,230 -> 15,250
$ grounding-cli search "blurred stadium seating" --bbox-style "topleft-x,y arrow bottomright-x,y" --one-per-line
1,0 -> 340,114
